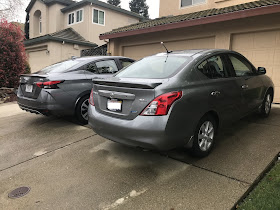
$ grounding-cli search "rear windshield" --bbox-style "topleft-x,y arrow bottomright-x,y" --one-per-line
116,55 -> 191,79
37,60 -> 81,74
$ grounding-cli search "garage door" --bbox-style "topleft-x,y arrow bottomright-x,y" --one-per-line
123,36 -> 215,61
231,30 -> 280,102
28,50 -> 50,73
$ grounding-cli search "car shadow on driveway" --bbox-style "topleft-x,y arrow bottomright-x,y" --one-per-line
165,105 -> 280,185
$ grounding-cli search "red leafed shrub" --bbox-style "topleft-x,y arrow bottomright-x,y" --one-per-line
0,19 -> 27,88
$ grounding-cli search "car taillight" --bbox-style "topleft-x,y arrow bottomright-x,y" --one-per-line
36,81 -> 64,89
89,89 -> 95,106
141,91 -> 182,116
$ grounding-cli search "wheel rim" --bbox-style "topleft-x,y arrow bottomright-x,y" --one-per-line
265,94 -> 271,114
198,121 -> 214,152
81,99 -> 89,121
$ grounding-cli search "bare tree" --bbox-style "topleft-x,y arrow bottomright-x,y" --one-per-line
0,0 -> 24,20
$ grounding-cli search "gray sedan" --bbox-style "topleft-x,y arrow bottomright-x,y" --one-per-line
88,49 -> 274,157
17,56 -> 135,124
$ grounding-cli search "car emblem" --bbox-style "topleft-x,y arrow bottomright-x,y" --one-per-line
110,93 -> 114,98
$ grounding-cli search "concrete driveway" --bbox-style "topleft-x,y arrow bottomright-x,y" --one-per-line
0,102 -> 279,210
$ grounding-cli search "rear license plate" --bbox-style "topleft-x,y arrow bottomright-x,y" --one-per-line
25,84 -> 33,93
107,99 -> 122,111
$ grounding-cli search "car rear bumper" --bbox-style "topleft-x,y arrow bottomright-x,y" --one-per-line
88,106 -> 187,151
17,90 -> 71,116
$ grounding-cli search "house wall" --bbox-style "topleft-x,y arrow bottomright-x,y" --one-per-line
26,41 -> 89,73
48,4 -> 65,34
107,13 -> 280,102
29,0 -> 48,38
64,4 -> 140,46
159,0 -> 256,17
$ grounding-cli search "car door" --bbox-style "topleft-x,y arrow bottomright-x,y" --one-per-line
226,53 -> 264,113
195,54 -> 246,125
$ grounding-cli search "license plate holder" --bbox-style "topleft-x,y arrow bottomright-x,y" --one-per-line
25,84 -> 33,93
107,99 -> 122,112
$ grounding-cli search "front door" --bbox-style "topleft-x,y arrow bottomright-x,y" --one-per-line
227,54 -> 264,114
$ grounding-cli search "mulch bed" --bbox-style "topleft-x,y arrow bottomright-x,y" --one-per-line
0,88 -> 17,104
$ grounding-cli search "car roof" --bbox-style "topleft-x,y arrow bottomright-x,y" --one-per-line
156,49 -> 233,57
73,56 -> 132,62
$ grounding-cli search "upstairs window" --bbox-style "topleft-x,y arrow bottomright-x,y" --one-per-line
181,0 -> 206,7
68,12 -> 75,25
76,9 -> 83,22
93,9 -> 105,25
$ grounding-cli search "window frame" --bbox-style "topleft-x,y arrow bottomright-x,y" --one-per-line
180,0 -> 207,8
68,12 -> 75,25
226,53 -> 257,77
92,8 -> 105,26
195,53 -> 234,80
76,9 -> 84,23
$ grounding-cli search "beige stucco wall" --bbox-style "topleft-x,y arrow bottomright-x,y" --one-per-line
159,0 -> 257,17
29,0 -> 48,38
48,4 -> 65,34
26,41 -> 89,73
64,4 -> 140,45
108,13 -> 280,101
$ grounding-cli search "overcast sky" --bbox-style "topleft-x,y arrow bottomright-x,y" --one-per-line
17,0 -> 159,23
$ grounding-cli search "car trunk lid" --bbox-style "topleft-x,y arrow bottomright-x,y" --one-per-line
92,77 -> 166,120
19,74 -> 48,99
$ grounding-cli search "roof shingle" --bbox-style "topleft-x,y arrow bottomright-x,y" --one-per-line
24,28 -> 97,47
101,0 -> 280,36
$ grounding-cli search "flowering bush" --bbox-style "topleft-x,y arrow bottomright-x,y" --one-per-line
0,19 -> 27,88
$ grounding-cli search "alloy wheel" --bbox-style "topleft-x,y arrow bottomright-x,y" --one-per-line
198,121 -> 214,152
81,99 -> 89,121
265,94 -> 272,115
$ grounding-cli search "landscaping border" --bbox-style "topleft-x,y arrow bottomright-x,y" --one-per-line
232,152 -> 280,209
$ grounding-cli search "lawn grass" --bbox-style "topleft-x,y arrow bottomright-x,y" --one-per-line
238,161 -> 280,210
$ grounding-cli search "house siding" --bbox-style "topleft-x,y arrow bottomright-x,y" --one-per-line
159,0 -> 258,17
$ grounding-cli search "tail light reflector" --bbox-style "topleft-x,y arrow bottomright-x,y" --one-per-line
89,89 -> 95,106
141,91 -> 182,116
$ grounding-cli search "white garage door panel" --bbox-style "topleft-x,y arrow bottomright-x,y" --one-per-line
123,37 -> 215,61
232,30 -> 280,102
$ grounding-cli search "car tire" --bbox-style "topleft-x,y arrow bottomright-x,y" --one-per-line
260,91 -> 273,118
190,115 -> 217,157
76,95 -> 90,125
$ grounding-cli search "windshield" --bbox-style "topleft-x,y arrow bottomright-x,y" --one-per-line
37,60 -> 81,74
116,55 -> 192,79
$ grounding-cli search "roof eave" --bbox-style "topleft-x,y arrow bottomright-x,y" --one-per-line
100,4 -> 280,40
24,36 -> 97,47
61,0 -> 144,20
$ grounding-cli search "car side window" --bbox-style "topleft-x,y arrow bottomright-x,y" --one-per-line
86,62 -> 98,73
119,59 -> 134,68
197,55 -> 229,79
95,60 -> 119,74
228,55 -> 254,77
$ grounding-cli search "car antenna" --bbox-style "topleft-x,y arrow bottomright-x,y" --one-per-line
161,42 -> 172,54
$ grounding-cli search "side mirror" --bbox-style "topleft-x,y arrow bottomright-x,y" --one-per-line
257,67 -> 266,75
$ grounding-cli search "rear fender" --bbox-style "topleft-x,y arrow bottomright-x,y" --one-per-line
75,90 -> 91,108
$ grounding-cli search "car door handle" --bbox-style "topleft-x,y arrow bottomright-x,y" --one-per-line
241,84 -> 249,89
211,91 -> 221,96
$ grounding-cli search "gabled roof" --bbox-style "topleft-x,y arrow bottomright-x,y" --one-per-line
24,28 -> 97,47
100,0 -> 280,39
26,0 -> 75,12
61,0 -> 145,20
